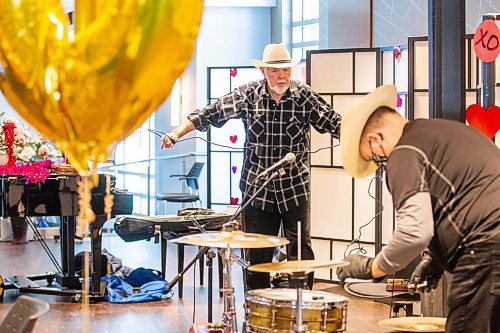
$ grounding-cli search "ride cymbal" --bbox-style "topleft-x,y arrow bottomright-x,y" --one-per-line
248,260 -> 349,273
378,316 -> 446,332
171,231 -> 289,248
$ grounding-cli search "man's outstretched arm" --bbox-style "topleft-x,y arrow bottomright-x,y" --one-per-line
161,119 -> 195,148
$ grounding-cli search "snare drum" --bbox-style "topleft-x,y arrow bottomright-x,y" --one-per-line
245,288 -> 348,332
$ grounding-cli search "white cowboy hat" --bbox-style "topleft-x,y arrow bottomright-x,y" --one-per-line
340,85 -> 397,178
251,43 -> 301,68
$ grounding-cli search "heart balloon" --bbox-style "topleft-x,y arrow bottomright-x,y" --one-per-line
465,104 -> 500,139
0,0 -> 203,174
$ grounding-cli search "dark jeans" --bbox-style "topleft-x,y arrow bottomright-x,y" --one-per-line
241,203 -> 314,291
446,238 -> 500,333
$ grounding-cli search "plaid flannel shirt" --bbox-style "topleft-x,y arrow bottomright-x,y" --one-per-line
188,79 -> 341,213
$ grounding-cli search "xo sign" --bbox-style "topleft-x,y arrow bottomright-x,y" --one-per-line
474,19 -> 500,63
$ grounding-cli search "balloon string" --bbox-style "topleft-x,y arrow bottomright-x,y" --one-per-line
148,129 -> 339,154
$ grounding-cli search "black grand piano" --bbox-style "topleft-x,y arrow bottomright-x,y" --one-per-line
0,173 -> 133,301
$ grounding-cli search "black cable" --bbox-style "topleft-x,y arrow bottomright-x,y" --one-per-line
343,174 -> 384,258
148,129 -> 339,155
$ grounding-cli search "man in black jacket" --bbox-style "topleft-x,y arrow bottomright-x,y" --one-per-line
337,85 -> 499,333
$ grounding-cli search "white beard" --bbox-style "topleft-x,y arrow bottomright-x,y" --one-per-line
269,83 -> 289,95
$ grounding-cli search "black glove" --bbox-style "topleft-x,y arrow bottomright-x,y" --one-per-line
337,254 -> 374,282
408,251 -> 444,294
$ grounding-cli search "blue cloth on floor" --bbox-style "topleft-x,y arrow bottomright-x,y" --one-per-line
124,267 -> 165,287
102,274 -> 173,303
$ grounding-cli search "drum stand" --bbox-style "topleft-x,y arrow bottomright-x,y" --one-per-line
220,245 -> 239,333
291,273 -> 309,333
292,222 -> 310,333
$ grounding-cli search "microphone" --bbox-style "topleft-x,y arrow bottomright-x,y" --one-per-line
257,152 -> 296,179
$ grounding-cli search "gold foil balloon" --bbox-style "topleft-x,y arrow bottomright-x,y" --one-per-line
0,0 -> 203,174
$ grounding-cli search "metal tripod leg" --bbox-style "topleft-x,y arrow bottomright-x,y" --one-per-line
167,246 -> 217,323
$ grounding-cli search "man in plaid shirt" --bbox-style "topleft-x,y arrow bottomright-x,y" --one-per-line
162,44 -> 341,290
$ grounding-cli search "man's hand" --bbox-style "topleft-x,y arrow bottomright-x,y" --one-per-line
408,251 -> 444,294
160,133 -> 178,149
337,254 -> 374,282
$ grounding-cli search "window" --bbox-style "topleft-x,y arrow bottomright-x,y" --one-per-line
170,78 -> 182,127
292,0 -> 320,61
113,116 -> 156,215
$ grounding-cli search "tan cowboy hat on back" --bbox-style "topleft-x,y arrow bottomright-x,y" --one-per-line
251,43 -> 301,68
340,85 -> 397,178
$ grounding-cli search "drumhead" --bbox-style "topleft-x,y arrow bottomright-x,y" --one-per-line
246,288 -> 347,307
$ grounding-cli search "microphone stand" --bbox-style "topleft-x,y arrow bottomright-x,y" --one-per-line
223,168 -> 285,231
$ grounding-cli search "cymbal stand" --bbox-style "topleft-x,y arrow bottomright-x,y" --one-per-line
216,169 -> 285,332
166,217 -> 216,322
220,245 -> 238,333
292,272 -> 308,333
221,169 -> 283,292
292,222 -> 309,333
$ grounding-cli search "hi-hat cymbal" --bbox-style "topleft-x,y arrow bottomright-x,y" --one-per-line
247,260 -> 349,273
171,231 -> 289,248
378,316 -> 446,332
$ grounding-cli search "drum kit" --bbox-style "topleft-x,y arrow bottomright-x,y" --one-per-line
173,224 -> 349,333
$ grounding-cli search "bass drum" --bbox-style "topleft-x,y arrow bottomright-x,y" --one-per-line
245,288 -> 348,332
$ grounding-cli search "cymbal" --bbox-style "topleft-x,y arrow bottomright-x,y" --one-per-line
247,260 -> 349,273
170,231 -> 289,248
378,316 -> 446,332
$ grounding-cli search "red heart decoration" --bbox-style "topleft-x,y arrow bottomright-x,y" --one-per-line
229,135 -> 238,144
230,197 -> 239,205
393,45 -> 402,61
230,68 -> 238,77
396,94 -> 403,108
466,104 -> 500,139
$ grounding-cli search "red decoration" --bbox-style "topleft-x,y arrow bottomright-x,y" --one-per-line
474,20 -> 500,63
465,104 -> 500,139
396,94 -> 403,108
229,135 -> 238,144
2,121 -> 16,167
230,197 -> 239,205
0,160 -> 53,184
0,120 -> 53,183
393,45 -> 402,61
229,68 -> 238,77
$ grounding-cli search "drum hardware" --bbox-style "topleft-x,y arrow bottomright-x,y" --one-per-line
386,278 -> 409,292
246,260 -> 348,274
378,316 -> 446,332
173,228 -> 289,333
166,214 -> 224,322
0,275 -> 4,301
292,272 -> 308,333
189,322 -> 226,333
406,279 -> 428,291
174,169 -> 291,332
292,222 -> 307,333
